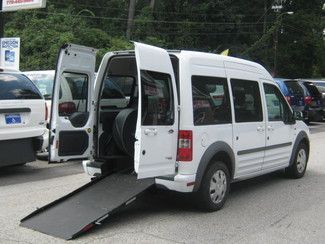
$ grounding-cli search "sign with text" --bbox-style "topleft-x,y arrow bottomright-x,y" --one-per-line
1,0 -> 46,12
0,37 -> 20,70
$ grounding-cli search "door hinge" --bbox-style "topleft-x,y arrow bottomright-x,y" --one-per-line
177,106 -> 181,111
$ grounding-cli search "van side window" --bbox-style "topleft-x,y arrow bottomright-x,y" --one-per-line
141,70 -> 174,126
231,79 -> 263,123
192,76 -> 231,125
263,83 -> 291,122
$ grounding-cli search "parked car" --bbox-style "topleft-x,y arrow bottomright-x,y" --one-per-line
297,80 -> 323,122
302,79 -> 325,121
274,78 -> 309,121
0,67 -> 48,167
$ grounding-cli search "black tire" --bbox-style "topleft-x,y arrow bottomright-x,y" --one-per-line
285,143 -> 308,179
36,154 -> 48,161
113,109 -> 137,156
195,161 -> 230,212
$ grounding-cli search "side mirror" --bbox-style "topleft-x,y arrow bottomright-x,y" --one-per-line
284,111 -> 296,125
293,111 -> 303,120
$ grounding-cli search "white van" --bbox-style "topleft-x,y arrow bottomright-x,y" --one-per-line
49,43 -> 310,211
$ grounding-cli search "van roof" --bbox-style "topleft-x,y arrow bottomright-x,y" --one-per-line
170,50 -> 273,80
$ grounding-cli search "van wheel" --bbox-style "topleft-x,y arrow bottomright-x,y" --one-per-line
285,143 -> 308,179
196,161 -> 230,212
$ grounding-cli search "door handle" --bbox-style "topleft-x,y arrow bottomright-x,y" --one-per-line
257,126 -> 264,132
267,126 -> 274,131
168,129 -> 174,134
144,128 -> 158,136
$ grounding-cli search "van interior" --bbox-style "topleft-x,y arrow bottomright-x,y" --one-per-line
96,55 -> 138,173
94,54 -> 179,175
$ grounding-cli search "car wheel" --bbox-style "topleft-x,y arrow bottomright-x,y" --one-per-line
196,161 -> 230,212
285,143 -> 308,179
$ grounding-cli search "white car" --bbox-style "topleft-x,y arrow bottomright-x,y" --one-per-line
49,43 -> 310,211
0,67 -> 48,167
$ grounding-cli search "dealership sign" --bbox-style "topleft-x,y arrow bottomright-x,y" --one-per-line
0,38 -> 20,70
1,0 -> 46,12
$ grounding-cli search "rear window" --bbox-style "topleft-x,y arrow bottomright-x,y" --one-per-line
303,82 -> 321,98
314,82 -> 325,93
284,81 -> 304,96
0,73 -> 42,100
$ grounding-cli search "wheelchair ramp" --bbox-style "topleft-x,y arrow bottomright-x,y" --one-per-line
20,173 -> 154,240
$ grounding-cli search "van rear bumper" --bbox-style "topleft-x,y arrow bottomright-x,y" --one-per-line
155,174 -> 196,193
83,160 -> 196,193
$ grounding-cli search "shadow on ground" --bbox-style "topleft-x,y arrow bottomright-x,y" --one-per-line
0,160 -> 84,187
78,169 -> 318,240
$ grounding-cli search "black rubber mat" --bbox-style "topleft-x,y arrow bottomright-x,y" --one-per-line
20,173 -> 154,240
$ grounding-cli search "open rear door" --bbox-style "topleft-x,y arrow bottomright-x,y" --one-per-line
49,44 -> 97,162
134,42 -> 179,179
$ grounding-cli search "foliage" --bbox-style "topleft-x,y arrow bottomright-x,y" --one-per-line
3,0 -> 324,78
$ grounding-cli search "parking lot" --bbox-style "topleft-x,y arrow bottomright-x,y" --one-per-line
0,123 -> 325,244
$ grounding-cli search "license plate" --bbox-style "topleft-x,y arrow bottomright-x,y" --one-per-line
5,114 -> 21,124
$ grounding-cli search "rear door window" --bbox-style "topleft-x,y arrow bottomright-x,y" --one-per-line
59,72 -> 88,116
141,70 -> 174,125
0,73 -> 42,100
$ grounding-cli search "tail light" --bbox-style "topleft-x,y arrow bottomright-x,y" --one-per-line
177,130 -> 193,161
304,96 -> 312,105
58,102 -> 76,115
285,96 -> 291,105
45,103 -> 48,121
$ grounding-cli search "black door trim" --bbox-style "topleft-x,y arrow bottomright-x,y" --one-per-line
238,142 -> 292,155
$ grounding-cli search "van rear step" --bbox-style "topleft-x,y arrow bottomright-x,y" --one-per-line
20,173 -> 154,240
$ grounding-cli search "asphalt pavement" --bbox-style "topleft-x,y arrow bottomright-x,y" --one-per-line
1,125 -> 325,243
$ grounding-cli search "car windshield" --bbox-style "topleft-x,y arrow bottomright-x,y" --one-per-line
25,72 -> 54,100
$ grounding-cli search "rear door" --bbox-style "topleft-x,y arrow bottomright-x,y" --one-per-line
49,44 -> 97,162
134,42 -> 179,179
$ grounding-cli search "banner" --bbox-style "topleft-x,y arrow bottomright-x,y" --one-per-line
0,37 -> 20,70
1,0 -> 46,12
